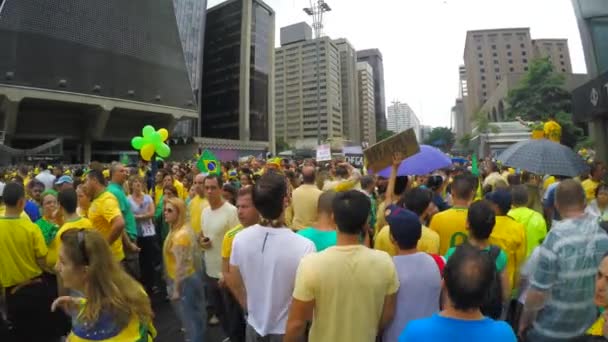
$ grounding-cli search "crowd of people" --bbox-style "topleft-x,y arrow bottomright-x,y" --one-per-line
1,155 -> 608,342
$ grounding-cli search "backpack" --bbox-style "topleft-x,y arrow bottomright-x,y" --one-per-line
456,242 -> 503,319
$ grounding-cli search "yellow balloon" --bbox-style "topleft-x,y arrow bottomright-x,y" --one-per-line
158,128 -> 169,142
140,143 -> 155,161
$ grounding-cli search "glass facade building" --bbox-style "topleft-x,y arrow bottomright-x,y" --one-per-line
172,0 -> 207,92
200,0 -> 274,143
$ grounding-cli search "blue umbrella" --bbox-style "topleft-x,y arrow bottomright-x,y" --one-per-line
373,145 -> 452,177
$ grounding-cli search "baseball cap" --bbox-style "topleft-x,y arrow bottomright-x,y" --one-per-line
485,189 -> 512,214
55,175 -> 74,185
385,205 -> 422,246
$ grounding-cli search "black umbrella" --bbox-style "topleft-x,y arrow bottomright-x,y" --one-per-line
497,139 -> 589,177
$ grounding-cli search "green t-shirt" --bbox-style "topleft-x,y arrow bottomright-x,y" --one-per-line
445,245 -> 508,272
107,182 -> 137,240
297,227 -> 337,252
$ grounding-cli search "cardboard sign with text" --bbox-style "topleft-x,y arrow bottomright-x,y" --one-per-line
316,144 -> 332,162
364,128 -> 420,173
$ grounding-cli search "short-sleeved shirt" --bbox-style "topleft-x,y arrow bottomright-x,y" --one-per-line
293,245 -> 399,342
489,216 -> 526,291
0,216 -> 48,287
297,227 -> 337,252
188,196 -> 209,235
445,245 -> 508,272
291,184 -> 322,230
582,179 -> 601,202
221,224 -> 244,259
201,201 -> 239,278
429,207 -> 469,255
508,207 -> 547,257
529,214 -> 608,340
399,313 -> 517,342
108,182 -> 137,240
374,224 -> 440,256
88,191 -> 124,261
164,227 -> 196,280
128,195 -> 155,238
46,217 -> 93,269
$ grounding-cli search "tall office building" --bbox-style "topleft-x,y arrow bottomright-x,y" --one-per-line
274,33 -> 342,146
463,28 -> 573,131
173,0 -> 207,92
387,101 -> 420,139
357,49 -> 386,131
200,0 -> 275,145
357,62 -> 376,145
335,39 -> 360,144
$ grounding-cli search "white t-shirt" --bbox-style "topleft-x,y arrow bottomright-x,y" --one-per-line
201,201 -> 238,278
35,171 -> 56,191
230,224 -> 316,335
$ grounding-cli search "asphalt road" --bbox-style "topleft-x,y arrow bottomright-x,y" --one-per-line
151,293 -> 227,342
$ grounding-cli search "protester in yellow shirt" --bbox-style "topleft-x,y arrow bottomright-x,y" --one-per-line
85,170 -> 126,262
508,185 -> 547,257
582,161 -> 606,202
375,187 -> 440,256
0,182 -> 61,341
189,174 -> 209,235
485,190 -> 527,291
430,173 -> 476,255
47,188 -> 93,269
543,116 -> 562,143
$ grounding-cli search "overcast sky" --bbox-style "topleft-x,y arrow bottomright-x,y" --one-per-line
208,0 -> 587,128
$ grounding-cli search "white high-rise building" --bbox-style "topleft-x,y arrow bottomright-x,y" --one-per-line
387,101 -> 421,140
357,62 -> 376,145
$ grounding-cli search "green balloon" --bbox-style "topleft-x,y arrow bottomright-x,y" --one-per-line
151,131 -> 162,145
131,136 -> 143,150
157,143 -> 171,158
142,125 -> 155,137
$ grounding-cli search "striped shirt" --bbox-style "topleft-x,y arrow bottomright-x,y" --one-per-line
530,213 -> 608,340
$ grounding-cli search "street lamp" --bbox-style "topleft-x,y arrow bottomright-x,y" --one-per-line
303,1 -> 331,146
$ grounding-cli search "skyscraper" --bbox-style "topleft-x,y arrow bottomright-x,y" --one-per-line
172,0 -> 207,93
200,0 -> 275,146
463,28 -> 573,131
387,101 -> 420,140
357,49 -> 386,132
274,33 -> 343,146
334,38 -> 360,144
357,62 -> 376,144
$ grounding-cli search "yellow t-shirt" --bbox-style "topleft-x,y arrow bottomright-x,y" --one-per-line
429,207 -> 469,255
489,215 -> 526,291
0,216 -> 47,287
374,224 -> 440,256
174,180 -> 187,200
88,191 -> 124,262
163,228 -> 195,280
543,176 -> 556,191
291,184 -> 322,230
582,179 -> 601,202
189,196 -> 209,235
221,224 -> 244,259
46,217 -> 93,269
293,245 -> 400,342
0,205 -> 32,220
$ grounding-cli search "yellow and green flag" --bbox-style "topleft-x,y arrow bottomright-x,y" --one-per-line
196,150 -> 220,175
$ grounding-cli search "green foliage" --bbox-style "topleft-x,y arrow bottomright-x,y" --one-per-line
377,130 -> 395,142
276,137 -> 290,152
505,57 -> 586,148
424,127 -> 455,151
473,111 -> 500,134
458,133 -> 473,152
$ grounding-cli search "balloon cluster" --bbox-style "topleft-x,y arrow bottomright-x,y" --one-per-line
131,125 -> 171,161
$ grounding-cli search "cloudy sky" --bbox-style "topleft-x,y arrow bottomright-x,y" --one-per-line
208,0 -> 587,128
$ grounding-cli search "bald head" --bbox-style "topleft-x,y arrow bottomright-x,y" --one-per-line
555,179 -> 585,216
193,173 -> 206,197
110,162 -> 127,184
302,166 -> 316,184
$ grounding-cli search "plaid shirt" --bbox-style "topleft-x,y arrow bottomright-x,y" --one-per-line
530,213 -> 608,340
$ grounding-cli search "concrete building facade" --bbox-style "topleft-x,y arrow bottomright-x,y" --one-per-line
200,0 -> 275,153
451,98 -> 466,139
335,38 -> 360,144
357,62 -> 376,145
463,28 -> 573,132
357,49 -> 387,132
173,0 -> 207,93
387,101 -> 420,140
274,36 -> 342,147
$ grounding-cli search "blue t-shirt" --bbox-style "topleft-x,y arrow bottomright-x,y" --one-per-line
399,313 -> 516,342
24,200 -> 41,222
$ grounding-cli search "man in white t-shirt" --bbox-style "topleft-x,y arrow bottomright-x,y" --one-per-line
230,172 -> 315,341
34,163 -> 56,191
200,174 -> 239,327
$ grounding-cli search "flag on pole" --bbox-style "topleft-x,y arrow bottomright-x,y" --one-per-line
471,153 -> 479,176
196,150 -> 220,175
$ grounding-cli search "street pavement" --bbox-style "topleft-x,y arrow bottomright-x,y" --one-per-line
152,292 -> 227,342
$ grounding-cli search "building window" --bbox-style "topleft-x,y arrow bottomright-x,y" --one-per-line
479,60 -> 484,65
506,44 -> 511,49
560,54 -> 564,59
492,45 -> 496,50
481,75 -> 486,81
524,67 -> 529,71
494,60 -> 499,65
561,68 -> 566,72
507,51 -> 512,57
482,83 -> 486,88
523,58 -> 528,63
508,59 -> 513,64
478,53 -> 483,58
480,68 -> 485,73
510,67 -> 514,72
494,68 -> 500,73
496,75 -> 501,80
520,43 -> 525,48
493,52 -> 498,57
560,61 -> 565,65
477,45 -> 482,50
522,51 -> 527,56
483,91 -> 487,97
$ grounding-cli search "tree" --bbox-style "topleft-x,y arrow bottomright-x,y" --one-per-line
505,57 -> 584,147
458,133 -> 473,152
377,129 -> 395,142
275,137 -> 290,152
472,110 -> 500,134
424,127 -> 455,152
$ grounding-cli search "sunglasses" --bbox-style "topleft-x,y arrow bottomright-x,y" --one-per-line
77,229 -> 89,265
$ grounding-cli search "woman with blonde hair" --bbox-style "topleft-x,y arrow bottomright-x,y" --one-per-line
163,197 -> 205,342
51,229 -> 156,341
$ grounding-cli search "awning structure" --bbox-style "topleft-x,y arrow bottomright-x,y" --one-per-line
0,137 -> 63,157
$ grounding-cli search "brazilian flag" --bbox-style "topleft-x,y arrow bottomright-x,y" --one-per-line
196,150 -> 220,175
